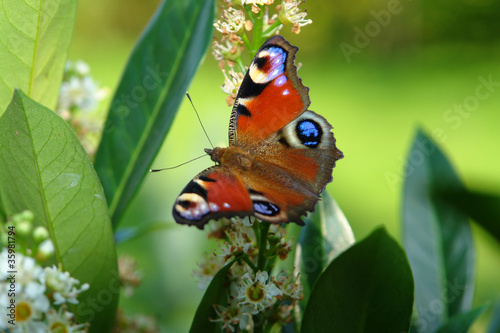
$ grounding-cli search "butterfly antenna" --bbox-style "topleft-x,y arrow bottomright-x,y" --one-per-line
186,92 -> 214,149
149,154 -> 208,172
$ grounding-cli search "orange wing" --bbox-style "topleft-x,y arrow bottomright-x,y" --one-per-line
172,166 -> 253,229
229,35 -> 310,146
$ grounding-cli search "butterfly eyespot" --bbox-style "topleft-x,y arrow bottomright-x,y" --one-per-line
175,193 -> 210,220
295,119 -> 322,148
253,201 -> 280,216
249,46 -> 287,84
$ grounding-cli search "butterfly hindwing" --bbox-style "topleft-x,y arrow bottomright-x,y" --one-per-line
237,110 -> 343,224
229,35 -> 310,146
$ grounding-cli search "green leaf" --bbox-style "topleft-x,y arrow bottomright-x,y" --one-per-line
114,220 -> 174,244
301,227 -> 414,333
190,258 -> 238,333
435,306 -> 486,333
299,191 -> 354,297
0,0 -> 77,112
488,299 -> 500,333
402,129 -> 475,332
0,90 -> 118,333
94,0 -> 216,227
438,188 -> 500,244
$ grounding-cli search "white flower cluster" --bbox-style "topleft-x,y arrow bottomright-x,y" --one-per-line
55,60 -> 108,157
0,249 -> 89,333
194,219 -> 302,332
56,60 -> 107,116
213,0 -> 313,104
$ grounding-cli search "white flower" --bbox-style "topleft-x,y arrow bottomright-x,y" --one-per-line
215,241 -> 235,262
214,7 -> 245,35
0,248 -> 44,285
211,299 -> 254,333
279,0 -> 312,34
273,271 -> 303,300
8,283 -> 50,333
237,271 -> 282,311
46,305 -> 88,333
221,68 -> 244,95
57,60 -> 108,114
74,60 -> 90,76
212,40 -> 242,62
45,265 -> 89,305
192,254 -> 225,290
242,0 -> 275,5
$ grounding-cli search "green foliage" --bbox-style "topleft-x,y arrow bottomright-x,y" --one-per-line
93,0 -> 216,227
403,130 -> 484,333
301,227 -> 414,333
0,90 -> 118,333
0,0 -> 77,112
297,191 -> 355,316
435,307 -> 487,333
437,188 -> 500,244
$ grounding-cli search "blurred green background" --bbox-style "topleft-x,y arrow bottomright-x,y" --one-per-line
69,0 -> 500,331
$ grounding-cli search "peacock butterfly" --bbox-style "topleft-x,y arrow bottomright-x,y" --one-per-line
173,35 -> 343,229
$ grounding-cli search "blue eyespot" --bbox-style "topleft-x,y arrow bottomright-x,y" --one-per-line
296,119 -> 322,148
254,201 -> 280,216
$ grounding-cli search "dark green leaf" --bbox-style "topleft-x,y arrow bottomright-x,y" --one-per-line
301,227 -> 414,333
299,191 -> 354,297
190,258 -> 238,333
402,129 -> 475,332
0,90 -> 118,333
0,0 -> 77,112
94,0 -> 216,227
438,188 -> 500,244
435,306 -> 486,333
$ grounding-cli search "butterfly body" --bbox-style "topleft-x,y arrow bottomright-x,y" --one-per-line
173,36 -> 343,229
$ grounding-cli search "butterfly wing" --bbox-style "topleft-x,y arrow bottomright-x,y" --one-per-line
229,35 -> 310,146
236,110 -> 343,224
172,166 -> 253,229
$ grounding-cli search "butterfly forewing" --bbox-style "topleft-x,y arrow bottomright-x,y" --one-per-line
229,36 -> 310,146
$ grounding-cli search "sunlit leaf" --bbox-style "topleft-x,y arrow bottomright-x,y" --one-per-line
299,191 -> 354,298
0,90 -> 118,333
0,0 -> 77,112
301,227 -> 414,333
402,129 -> 475,332
94,0 -> 216,227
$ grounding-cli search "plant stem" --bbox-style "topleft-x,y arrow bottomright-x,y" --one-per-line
241,33 -> 252,51
242,254 -> 258,272
252,8 -> 264,57
263,19 -> 283,37
257,222 -> 271,271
